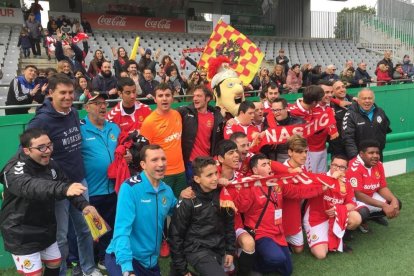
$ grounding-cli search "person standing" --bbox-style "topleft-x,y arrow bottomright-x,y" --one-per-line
25,13 -> 42,57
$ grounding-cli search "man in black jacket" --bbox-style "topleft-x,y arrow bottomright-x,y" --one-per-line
354,62 -> 374,87
169,156 -> 235,276
0,128 -> 99,276
342,88 -> 391,161
92,61 -> 118,107
177,85 -> 225,182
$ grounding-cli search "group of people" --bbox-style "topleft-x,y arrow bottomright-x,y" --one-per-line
0,59 -> 402,276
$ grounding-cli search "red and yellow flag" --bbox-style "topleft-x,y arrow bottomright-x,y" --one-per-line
198,20 -> 264,85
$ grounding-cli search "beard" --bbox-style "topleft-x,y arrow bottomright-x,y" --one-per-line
102,70 -> 112,78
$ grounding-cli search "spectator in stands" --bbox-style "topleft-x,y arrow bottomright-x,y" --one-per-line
261,83 -> 280,113
138,48 -> 157,75
178,85 -> 224,181
166,66 -> 187,100
74,70 -> 84,79
29,0 -> 43,23
45,67 -> 57,78
81,18 -> 93,33
262,98 -> 305,162
25,13 -> 42,57
139,68 -> 159,103
340,59 -> 354,78
401,55 -> 414,77
75,75 -> 92,105
160,55 -> 175,74
354,62 -> 373,87
186,71 -> 203,96
18,28 -> 32,58
270,64 -> 287,93
87,50 -> 106,78
377,50 -> 393,79
71,19 -> 83,36
112,47 -> 129,78
5,65 -> 46,115
276,48 -> 290,74
59,20 -> 72,36
125,60 -> 143,96
92,61 -> 118,107
26,74 -> 102,276
321,65 -> 339,82
347,140 -> 401,233
47,17 -> 58,35
342,88 -> 391,161
309,65 -> 322,85
340,66 -> 358,88
55,29 -> 88,79
57,60 -> 75,81
392,64 -> 410,82
375,64 -> 392,86
251,68 -> 271,91
80,92 -> 120,269
301,63 -> 313,87
286,64 -> 303,93
106,77 -> 152,136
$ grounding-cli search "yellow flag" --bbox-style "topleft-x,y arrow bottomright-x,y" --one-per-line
129,36 -> 140,60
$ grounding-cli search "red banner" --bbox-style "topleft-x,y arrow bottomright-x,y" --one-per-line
82,13 -> 186,33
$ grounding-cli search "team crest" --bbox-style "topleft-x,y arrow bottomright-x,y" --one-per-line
206,120 -> 212,128
350,177 -> 358,188
110,133 -> 116,141
139,116 -> 144,122
23,259 -> 34,270
377,116 -> 382,123
216,39 -> 242,65
311,234 -> 319,242
375,171 -> 381,179
93,216 -> 103,230
51,169 -> 57,180
162,196 -> 167,206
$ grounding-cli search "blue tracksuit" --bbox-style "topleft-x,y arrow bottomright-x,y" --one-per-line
106,172 -> 177,272
80,116 -> 120,196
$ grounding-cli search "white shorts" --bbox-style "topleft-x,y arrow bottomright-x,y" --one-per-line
12,242 -> 61,275
306,149 -> 327,173
356,192 -> 387,213
304,220 -> 329,248
285,230 -> 304,247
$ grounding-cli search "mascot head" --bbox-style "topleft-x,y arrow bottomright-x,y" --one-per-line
209,56 -> 245,116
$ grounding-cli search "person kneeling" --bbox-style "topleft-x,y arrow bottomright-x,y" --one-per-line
169,156 -> 236,276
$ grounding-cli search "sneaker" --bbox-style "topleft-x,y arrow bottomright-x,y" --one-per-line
160,240 -> 170,258
71,264 -> 83,276
83,268 -> 103,276
359,223 -> 369,233
97,260 -> 106,270
372,216 -> 389,226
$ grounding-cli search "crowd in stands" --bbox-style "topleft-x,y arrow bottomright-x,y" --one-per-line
0,17 -> 406,276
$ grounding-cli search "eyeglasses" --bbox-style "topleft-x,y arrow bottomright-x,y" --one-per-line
89,101 -> 109,107
330,164 -> 347,171
29,143 -> 54,153
272,108 -> 284,113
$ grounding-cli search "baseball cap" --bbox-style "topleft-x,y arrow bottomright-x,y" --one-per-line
145,48 -> 152,55
87,91 -> 108,103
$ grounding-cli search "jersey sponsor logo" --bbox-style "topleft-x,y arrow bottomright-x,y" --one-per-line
357,122 -> 365,125
350,177 -> 358,187
85,137 -> 96,141
120,122 -> 129,126
141,199 -> 151,203
164,131 -> 182,143
377,116 -> 382,123
363,183 -> 380,190
323,195 -> 345,205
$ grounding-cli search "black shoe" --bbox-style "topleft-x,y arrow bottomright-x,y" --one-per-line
343,231 -> 354,241
343,243 -> 353,253
372,216 -> 389,226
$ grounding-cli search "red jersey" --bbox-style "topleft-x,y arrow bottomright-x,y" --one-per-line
263,100 -> 272,115
288,99 -> 313,122
346,155 -> 387,197
106,102 -> 152,135
307,104 -> 337,151
305,172 -> 356,226
223,117 -> 259,142
237,152 -> 255,176
189,111 -> 214,161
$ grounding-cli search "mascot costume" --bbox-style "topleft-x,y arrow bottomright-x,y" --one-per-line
208,56 -> 245,118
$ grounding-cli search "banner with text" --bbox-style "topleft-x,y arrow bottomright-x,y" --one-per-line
232,23 -> 275,36
187,20 -> 213,34
0,8 -> 23,25
82,13 -> 186,33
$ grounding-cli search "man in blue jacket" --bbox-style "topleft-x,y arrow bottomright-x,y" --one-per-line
80,91 -> 121,268
105,145 -> 177,276
27,74 -> 102,276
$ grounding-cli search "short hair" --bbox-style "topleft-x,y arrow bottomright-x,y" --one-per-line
24,64 -> 38,71
117,77 -> 135,91
249,153 -> 268,170
331,154 -> 348,163
20,128 -> 48,148
143,67 -> 152,73
287,134 -> 307,151
237,100 -> 255,115
303,85 -> 324,105
229,132 -> 247,142
189,85 -> 213,99
139,144 -> 162,162
272,98 -> 288,108
358,140 -> 380,152
101,60 -> 111,66
126,60 -> 138,69
357,88 -> 374,99
317,79 -> 333,86
215,139 -> 238,158
192,156 -> 217,177
261,83 -> 278,99
154,82 -> 172,96
291,64 -> 300,70
48,74 -> 74,90
279,49 -> 285,53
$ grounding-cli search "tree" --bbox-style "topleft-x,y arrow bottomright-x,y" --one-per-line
334,5 -> 376,39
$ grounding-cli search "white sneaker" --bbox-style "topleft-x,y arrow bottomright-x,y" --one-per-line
83,268 -> 103,276
97,261 -> 106,270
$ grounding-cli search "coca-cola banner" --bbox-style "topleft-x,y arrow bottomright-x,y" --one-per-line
0,8 -> 23,24
82,13 -> 186,33
187,20 -> 213,34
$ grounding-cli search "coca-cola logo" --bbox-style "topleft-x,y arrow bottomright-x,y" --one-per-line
97,15 -> 127,27
144,18 -> 171,29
